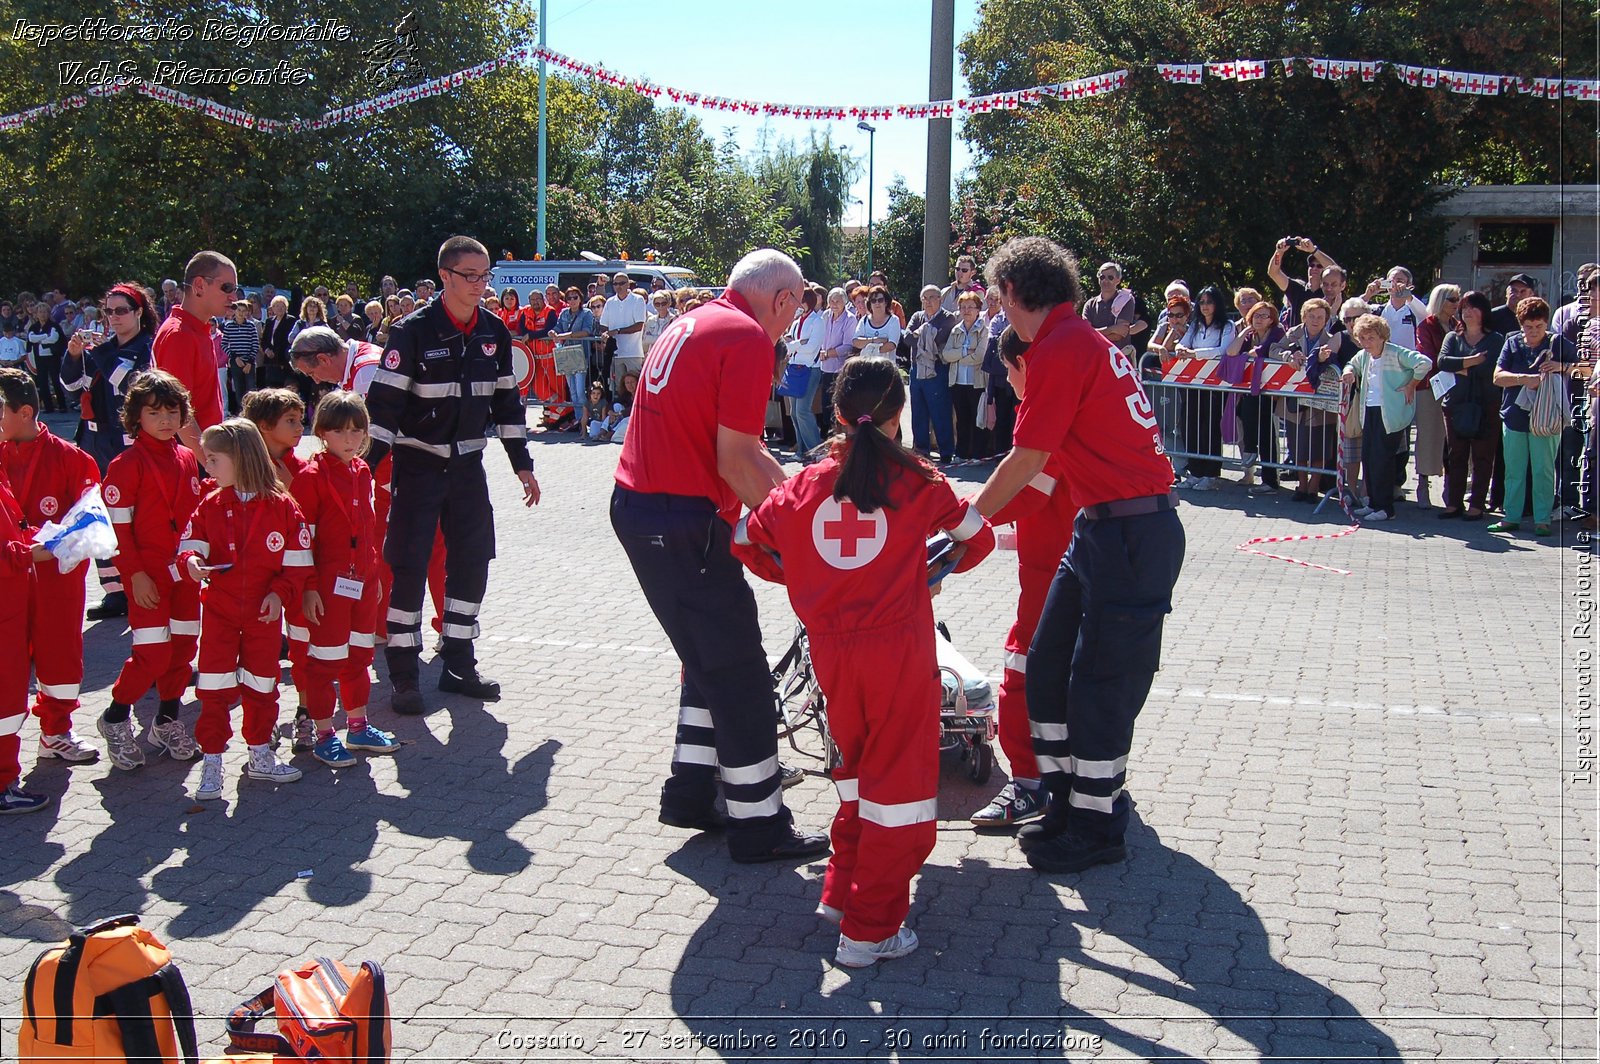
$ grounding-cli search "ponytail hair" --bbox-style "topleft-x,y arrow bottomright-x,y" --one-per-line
828,356 -> 936,513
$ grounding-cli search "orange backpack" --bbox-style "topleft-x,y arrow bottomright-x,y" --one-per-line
227,957 -> 390,1063
19,914 -> 200,1063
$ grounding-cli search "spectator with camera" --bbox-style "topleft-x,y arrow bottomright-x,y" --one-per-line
1266,236 -> 1344,327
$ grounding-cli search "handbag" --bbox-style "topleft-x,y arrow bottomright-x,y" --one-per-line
775,362 -> 811,398
553,344 -> 586,376
1529,374 -> 1571,436
975,391 -> 995,430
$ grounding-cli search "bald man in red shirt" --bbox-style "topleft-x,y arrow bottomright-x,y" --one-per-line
153,250 -> 231,452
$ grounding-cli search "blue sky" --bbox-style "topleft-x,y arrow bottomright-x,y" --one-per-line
539,0 -> 986,225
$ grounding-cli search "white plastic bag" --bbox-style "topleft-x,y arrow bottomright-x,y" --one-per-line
32,484 -> 118,573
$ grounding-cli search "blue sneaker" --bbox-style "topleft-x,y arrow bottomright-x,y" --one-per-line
344,725 -> 399,754
0,783 -> 51,815
312,733 -> 356,768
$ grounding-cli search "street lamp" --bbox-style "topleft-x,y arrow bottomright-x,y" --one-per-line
857,121 -> 876,277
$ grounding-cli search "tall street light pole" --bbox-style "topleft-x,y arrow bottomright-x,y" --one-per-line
535,0 -> 548,258
857,121 -> 876,277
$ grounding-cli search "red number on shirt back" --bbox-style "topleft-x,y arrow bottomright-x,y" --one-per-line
1108,344 -> 1159,429
643,318 -> 696,395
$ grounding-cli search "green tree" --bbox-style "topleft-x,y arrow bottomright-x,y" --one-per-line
959,0 -> 1598,299
756,132 -> 861,281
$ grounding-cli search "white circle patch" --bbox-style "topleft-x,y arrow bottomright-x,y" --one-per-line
38,496 -> 58,517
103,485 -> 120,505
190,477 -> 201,496
384,350 -> 402,370
810,496 -> 888,571
266,531 -> 284,553
298,527 -> 312,548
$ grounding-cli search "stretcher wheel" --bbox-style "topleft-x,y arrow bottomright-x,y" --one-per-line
968,739 -> 993,785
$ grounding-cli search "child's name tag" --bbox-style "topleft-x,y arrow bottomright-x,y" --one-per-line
333,575 -> 364,600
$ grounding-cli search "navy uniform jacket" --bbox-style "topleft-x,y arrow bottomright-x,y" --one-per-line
365,302 -> 532,473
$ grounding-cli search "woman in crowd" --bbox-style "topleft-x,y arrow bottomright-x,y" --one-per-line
785,288 -> 826,459
1341,314 -> 1431,523
1490,297 -> 1579,536
1272,297 -> 1343,502
849,285 -> 870,321
363,300 -> 384,344
260,295 -> 293,388
1226,298 -> 1285,495
330,294 -> 360,340
1411,284 -> 1459,509
398,292 -> 416,317
497,288 -> 526,338
288,296 -> 327,349
642,290 -> 675,358
941,290 -> 990,461
980,286 -> 1016,453
25,302 -> 67,414
1172,285 -> 1235,491
817,286 -> 855,432
1434,290 -> 1502,521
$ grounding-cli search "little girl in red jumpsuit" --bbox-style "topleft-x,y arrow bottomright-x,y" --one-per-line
179,419 -> 313,801
290,390 -> 400,767
733,355 -> 993,967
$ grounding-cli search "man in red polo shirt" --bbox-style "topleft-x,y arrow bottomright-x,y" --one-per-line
613,248 -> 828,865
975,236 -> 1186,875
153,251 -> 231,451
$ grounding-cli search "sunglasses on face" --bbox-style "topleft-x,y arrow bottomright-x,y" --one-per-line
103,305 -> 137,316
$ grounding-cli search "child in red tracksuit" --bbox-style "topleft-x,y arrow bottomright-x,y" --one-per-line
733,356 -> 993,968
969,328 -> 1079,829
100,370 -> 205,771
243,388 -> 315,751
0,368 -> 103,765
290,390 -> 400,767
0,464 -> 53,814
180,419 -> 313,801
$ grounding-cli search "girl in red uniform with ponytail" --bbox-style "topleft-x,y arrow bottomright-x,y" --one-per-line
180,419 -> 313,802
291,390 -> 400,767
733,356 -> 994,968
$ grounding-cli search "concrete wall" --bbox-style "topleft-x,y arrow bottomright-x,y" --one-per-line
1433,185 -> 1600,304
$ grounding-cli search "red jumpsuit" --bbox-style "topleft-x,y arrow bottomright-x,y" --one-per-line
180,487 -> 312,753
104,433 -> 205,705
989,454 -> 1078,781
735,456 -> 993,943
0,471 -> 35,789
0,427 -> 100,737
274,451 -> 312,698
290,452 -> 381,719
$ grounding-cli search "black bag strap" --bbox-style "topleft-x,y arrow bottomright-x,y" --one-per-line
53,939 -> 84,1045
226,984 -> 297,1056
73,913 -> 141,939
362,960 -> 389,1064
93,964 -> 199,1064
23,945 -> 53,1038
155,963 -> 200,1064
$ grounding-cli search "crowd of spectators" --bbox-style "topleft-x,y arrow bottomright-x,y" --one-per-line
6,239 -> 1594,535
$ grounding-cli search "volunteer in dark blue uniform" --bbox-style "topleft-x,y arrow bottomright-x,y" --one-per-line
612,249 -> 828,864
365,236 -> 541,715
975,237 -> 1186,874
62,281 -> 158,620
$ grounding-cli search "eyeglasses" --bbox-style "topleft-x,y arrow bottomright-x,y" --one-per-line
103,305 -> 138,316
206,280 -> 239,294
956,267 -> 973,274
444,268 -> 494,284
613,278 -> 631,287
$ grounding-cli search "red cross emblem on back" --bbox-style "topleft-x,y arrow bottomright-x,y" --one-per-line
811,496 -> 888,571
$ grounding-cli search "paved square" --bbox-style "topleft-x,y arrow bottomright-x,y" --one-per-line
3,427 -> 1596,1061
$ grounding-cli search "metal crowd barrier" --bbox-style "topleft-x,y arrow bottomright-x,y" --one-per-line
1142,355 -> 1389,514
511,336 -> 604,421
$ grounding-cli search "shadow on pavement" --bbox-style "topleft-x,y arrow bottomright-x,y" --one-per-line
665,813 -> 1397,1061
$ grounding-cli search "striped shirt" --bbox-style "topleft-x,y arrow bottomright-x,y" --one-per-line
220,319 -> 261,363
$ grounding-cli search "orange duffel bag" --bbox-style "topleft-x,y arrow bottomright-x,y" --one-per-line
19,914 -> 200,1063
226,957 -> 390,1064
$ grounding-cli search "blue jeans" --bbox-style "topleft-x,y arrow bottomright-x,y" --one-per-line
566,371 -> 585,423
787,367 -> 823,457
910,374 -> 954,459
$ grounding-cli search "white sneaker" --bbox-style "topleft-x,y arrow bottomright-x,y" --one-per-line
1416,478 -> 1432,509
38,730 -> 100,763
836,926 -> 919,968
1352,506 -> 1375,518
150,719 -> 199,761
816,903 -> 843,925
96,716 -> 145,771
246,744 -> 303,783
1189,477 -> 1218,492
1362,509 -> 1391,522
196,754 -> 224,801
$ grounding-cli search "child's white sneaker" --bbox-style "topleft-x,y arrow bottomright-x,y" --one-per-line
196,754 -> 224,801
39,730 -> 100,762
816,903 -> 843,925
246,744 -> 302,783
836,926 -> 919,968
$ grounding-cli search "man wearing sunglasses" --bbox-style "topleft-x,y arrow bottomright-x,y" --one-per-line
152,250 -> 232,452
940,254 -> 985,314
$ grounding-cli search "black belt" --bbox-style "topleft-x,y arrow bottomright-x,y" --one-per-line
1080,493 -> 1178,521
612,486 -> 717,512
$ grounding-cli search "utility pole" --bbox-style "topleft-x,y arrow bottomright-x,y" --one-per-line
535,0 -> 548,258
921,0 -> 954,287
858,122 -> 876,276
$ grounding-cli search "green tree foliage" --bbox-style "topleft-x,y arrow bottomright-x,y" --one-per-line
756,131 -> 861,280
843,179 -> 928,302
958,0 -> 1599,298
0,6 -> 839,294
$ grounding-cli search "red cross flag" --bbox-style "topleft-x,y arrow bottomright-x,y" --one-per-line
1236,60 -> 1266,81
